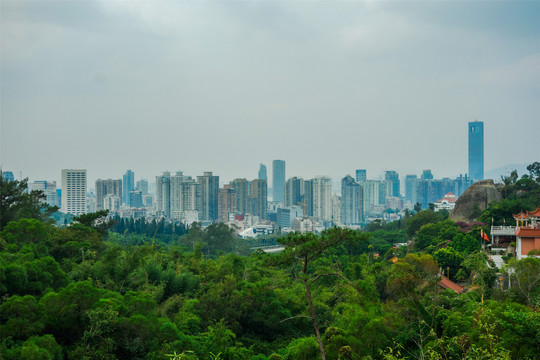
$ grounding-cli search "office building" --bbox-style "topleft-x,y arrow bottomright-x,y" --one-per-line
355,169 -> 367,182
312,176 -> 332,221
156,172 -> 171,217
136,179 -> 149,195
421,169 -> 433,180
123,170 -> 135,205
258,164 -> 267,181
95,179 -> 122,211
2,171 -> 15,182
197,172 -> 219,221
277,206 -> 303,229
248,179 -> 267,219
272,160 -> 286,203
341,175 -> 363,225
385,171 -> 400,197
29,180 -> 59,208
468,121 -> 484,181
61,169 -> 87,216
405,175 -> 418,206
130,190 -> 143,208
454,174 -> 473,197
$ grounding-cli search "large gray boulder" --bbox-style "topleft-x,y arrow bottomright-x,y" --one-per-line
449,179 -> 502,222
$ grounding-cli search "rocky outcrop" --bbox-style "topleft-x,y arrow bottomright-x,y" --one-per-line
449,180 -> 502,222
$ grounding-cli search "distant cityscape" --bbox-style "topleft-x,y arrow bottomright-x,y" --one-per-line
2,122 -> 487,235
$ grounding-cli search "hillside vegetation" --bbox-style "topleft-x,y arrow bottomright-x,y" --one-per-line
1,165 -> 539,360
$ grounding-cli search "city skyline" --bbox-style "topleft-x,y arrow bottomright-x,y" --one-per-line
2,1 -> 539,185
2,160 -> 532,194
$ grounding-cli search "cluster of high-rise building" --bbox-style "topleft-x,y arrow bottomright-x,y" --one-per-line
5,121 -> 485,233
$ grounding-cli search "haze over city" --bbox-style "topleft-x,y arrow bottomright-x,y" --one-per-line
1,1 -> 539,186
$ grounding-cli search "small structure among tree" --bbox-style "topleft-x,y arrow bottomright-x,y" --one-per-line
514,208 -> 540,260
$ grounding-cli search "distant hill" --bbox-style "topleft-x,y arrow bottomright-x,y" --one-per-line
485,163 -> 530,182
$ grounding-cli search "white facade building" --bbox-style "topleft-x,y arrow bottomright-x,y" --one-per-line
312,176 -> 332,221
434,193 -> 457,212
103,194 -> 121,212
61,169 -> 87,216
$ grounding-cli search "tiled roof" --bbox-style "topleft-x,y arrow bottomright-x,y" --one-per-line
526,207 -> 540,217
439,275 -> 464,294
516,228 -> 540,237
513,210 -> 529,220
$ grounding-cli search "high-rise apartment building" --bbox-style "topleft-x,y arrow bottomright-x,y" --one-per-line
218,185 -> 237,223
171,171 -> 189,216
312,176 -> 332,221
180,180 -> 202,218
258,164 -> 267,181
272,160 -> 285,203
248,179 -> 267,219
197,172 -> 219,221
123,170 -> 135,205
468,121 -> 484,181
355,169 -> 367,182
284,177 -> 303,207
103,194 -> 121,212
95,179 -> 122,210
359,180 -> 390,215
156,172 -> 171,217
341,175 -> 363,225
61,169 -> 87,216
384,171 -> 400,197
303,179 -> 314,217
230,178 -> 249,214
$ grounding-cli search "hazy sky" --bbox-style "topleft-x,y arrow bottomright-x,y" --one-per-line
2,0 -> 539,188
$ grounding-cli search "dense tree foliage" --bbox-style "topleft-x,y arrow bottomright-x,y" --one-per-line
1,165 -> 540,359
0,176 -> 57,230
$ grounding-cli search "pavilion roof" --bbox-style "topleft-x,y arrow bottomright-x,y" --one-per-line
513,210 -> 529,220
526,207 -> 540,218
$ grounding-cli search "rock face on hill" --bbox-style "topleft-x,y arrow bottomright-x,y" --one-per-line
449,180 -> 502,222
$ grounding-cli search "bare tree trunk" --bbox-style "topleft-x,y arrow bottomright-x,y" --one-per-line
304,279 -> 326,360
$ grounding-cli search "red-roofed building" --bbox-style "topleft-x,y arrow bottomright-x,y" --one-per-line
438,275 -> 464,294
514,208 -> 540,260
434,193 -> 457,212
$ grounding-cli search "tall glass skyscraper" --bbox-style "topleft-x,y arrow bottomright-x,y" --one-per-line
355,169 -> 367,182
258,164 -> 267,181
123,170 -> 135,205
384,170 -> 400,197
272,160 -> 285,203
468,121 -> 484,181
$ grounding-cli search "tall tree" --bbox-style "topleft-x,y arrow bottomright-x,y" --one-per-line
279,228 -> 367,360
0,176 -> 56,230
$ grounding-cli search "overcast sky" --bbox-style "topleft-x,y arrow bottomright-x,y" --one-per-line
1,0 -> 539,188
